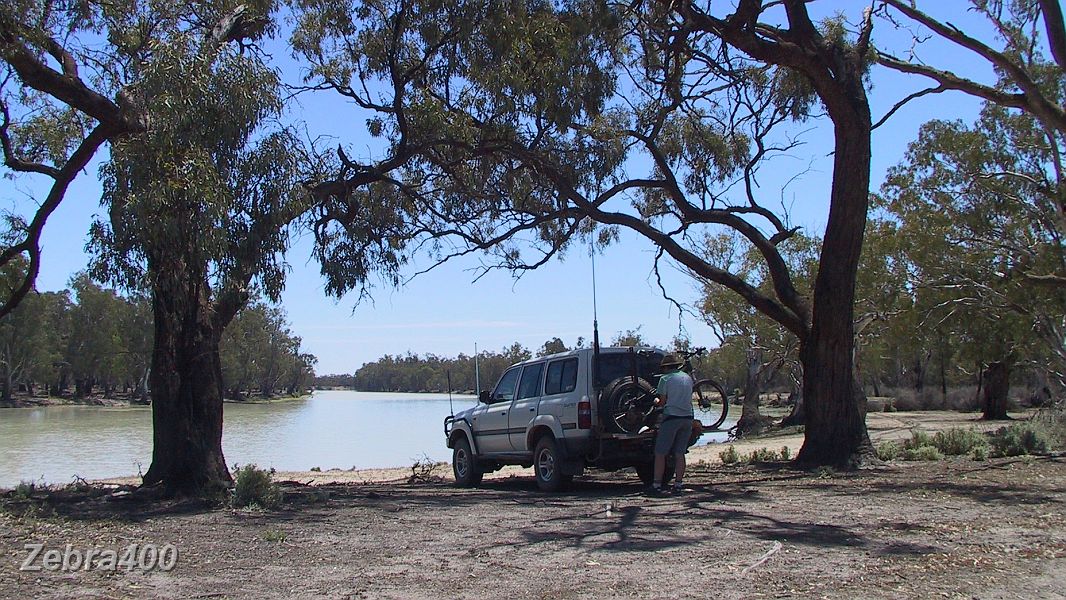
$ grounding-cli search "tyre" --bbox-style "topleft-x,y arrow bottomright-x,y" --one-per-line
601,377 -> 656,433
693,377 -> 730,430
452,436 -> 483,488
634,460 -> 676,487
533,436 -> 572,492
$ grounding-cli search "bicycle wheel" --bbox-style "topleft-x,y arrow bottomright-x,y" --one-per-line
601,377 -> 656,434
693,377 -> 729,430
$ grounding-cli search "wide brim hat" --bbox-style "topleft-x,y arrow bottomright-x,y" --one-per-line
659,353 -> 683,370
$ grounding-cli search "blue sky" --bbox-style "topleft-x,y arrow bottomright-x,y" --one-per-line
2,2 -> 996,374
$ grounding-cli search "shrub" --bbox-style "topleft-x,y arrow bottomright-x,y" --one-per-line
13,481 -> 37,501
779,446 -> 792,461
1031,409 -> 1066,450
971,445 -> 989,461
719,445 -> 739,465
232,464 -> 281,509
903,430 -> 934,451
876,441 -> 902,461
902,445 -> 943,461
747,447 -> 779,463
890,388 -> 944,411
989,423 -> 1050,458
262,528 -> 287,543
931,428 -> 988,456
945,386 -> 980,412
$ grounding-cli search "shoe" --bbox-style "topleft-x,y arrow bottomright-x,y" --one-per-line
644,485 -> 666,497
671,485 -> 687,495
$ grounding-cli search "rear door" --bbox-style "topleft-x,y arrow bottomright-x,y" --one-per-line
473,366 -> 521,454
542,356 -> 580,434
507,362 -> 545,452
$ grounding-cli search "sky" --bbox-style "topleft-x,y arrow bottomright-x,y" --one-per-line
1,2 -> 997,375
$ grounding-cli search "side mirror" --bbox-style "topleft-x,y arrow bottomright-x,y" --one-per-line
479,389 -> 491,404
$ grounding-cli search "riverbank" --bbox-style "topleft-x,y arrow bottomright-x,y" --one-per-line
0,392 -> 311,409
84,409 -> 1037,487
3,448 -> 1063,598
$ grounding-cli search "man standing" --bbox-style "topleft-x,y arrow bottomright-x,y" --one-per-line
649,353 -> 694,496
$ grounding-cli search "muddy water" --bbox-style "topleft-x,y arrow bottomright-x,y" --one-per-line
0,391 -> 479,487
0,389 -> 734,488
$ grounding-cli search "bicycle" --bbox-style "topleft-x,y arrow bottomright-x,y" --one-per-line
600,347 -> 731,435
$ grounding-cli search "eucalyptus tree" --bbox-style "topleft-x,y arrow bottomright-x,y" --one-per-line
1,1 -> 325,494
881,100 -> 1066,417
294,0 -> 880,466
698,232 -> 817,434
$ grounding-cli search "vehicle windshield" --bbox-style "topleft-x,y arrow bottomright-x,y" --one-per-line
594,350 -> 665,389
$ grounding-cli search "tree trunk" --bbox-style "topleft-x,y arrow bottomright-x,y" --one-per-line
794,92 -> 875,468
980,361 -> 1011,420
736,347 -> 768,436
141,274 -> 231,495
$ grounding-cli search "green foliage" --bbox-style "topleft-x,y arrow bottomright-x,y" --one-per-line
261,528 -> 287,543
12,481 -> 38,501
931,428 -> 988,456
879,96 -> 1066,391
779,446 -> 792,461
221,303 -> 316,399
350,341 -> 545,393
719,445 -> 739,465
875,441 -> 901,461
989,423 -> 1050,457
231,464 -> 281,509
747,447 -> 780,463
902,445 -> 944,462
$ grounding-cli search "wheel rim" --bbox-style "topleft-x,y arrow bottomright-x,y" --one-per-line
455,447 -> 469,478
537,448 -> 555,482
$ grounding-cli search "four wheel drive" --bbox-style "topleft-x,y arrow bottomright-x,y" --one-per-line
444,346 -> 705,492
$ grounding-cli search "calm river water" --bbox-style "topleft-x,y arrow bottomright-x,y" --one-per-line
0,390 -> 733,488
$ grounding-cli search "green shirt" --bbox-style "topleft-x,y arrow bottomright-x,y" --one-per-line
656,370 -> 694,417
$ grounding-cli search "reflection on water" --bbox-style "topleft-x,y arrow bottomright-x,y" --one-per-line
0,390 -> 734,488
0,391 -> 479,488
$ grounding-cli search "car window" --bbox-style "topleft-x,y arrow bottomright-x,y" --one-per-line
492,367 -> 521,403
544,358 -> 578,395
595,351 -> 665,388
516,363 -> 544,400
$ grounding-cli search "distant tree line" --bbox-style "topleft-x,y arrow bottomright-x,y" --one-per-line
0,274 -> 315,403
335,332 -> 680,393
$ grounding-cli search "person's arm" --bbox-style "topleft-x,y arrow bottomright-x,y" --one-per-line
654,375 -> 668,406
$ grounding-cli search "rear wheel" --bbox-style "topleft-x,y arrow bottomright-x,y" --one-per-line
693,377 -> 730,430
452,436 -> 483,488
533,436 -> 572,492
634,460 -> 676,487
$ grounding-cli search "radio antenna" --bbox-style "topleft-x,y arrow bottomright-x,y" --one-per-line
447,370 -> 454,417
591,232 -> 601,392
474,342 -> 481,397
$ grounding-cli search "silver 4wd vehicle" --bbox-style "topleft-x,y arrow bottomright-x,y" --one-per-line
443,346 -> 730,491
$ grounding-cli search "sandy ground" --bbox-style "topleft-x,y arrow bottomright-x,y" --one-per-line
221,409 -> 1034,486
3,410 -> 1064,599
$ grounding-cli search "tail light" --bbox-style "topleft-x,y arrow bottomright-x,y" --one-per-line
578,398 -> 592,429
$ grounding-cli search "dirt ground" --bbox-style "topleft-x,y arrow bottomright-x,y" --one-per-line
2,411 -> 1065,599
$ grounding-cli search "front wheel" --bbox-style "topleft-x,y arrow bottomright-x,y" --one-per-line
693,378 -> 730,430
452,436 -> 483,488
533,436 -> 572,492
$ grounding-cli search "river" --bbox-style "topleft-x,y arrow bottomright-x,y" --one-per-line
0,390 -> 733,488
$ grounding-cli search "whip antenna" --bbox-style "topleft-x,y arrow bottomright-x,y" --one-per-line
591,230 -> 601,393
447,370 -> 454,417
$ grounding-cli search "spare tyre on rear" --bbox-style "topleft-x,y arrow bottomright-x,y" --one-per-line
600,377 -> 656,433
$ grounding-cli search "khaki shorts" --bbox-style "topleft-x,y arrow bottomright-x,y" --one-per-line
655,416 -> 694,456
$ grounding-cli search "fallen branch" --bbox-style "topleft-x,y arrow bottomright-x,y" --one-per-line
741,540 -> 783,575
